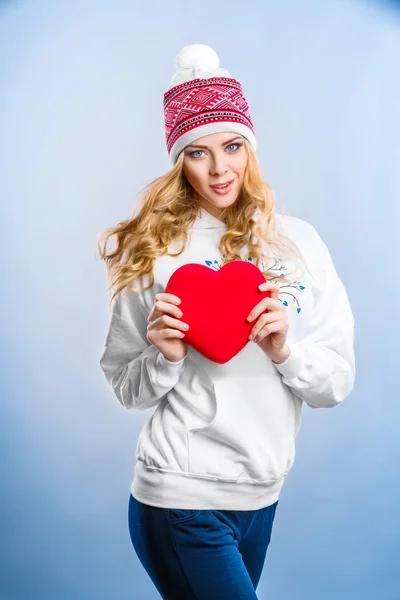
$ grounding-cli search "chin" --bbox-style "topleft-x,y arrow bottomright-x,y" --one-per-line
208,197 -> 238,208
205,202 -> 231,214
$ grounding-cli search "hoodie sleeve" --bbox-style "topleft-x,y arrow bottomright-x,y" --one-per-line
99,289 -> 187,410
272,226 -> 356,409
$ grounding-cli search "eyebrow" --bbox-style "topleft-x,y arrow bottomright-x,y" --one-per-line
185,136 -> 243,150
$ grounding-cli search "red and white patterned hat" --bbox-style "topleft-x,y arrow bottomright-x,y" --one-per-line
164,44 -> 257,165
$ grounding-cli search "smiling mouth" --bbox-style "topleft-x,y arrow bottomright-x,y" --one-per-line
210,179 -> 234,189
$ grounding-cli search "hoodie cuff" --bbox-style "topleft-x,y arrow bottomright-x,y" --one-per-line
271,343 -> 306,379
151,351 -> 187,385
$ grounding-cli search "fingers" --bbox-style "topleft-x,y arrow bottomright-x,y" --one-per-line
149,313 -> 189,333
156,293 -> 181,305
148,328 -> 186,340
247,297 -> 283,323
152,299 -> 183,319
148,297 -> 183,323
249,312 -> 277,341
147,327 -> 186,344
258,282 -> 280,299
247,283 -> 278,324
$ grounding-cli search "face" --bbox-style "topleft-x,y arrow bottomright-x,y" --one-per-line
181,132 -> 247,220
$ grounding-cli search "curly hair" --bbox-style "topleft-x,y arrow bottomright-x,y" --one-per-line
97,138 -> 311,307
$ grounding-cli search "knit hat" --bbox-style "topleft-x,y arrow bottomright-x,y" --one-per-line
164,44 -> 257,165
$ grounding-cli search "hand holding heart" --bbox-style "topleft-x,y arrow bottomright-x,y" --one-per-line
146,293 -> 189,364
247,281 -> 289,361
147,281 -> 289,364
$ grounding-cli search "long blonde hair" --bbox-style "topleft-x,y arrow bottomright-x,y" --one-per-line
97,139 -> 310,307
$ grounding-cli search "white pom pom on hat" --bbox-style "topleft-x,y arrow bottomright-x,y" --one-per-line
176,44 -> 220,70
169,43 -> 233,87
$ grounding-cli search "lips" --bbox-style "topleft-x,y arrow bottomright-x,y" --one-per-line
210,179 -> 234,189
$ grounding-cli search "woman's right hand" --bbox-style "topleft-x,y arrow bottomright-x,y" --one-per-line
146,293 -> 189,363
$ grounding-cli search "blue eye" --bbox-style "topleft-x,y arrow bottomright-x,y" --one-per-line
190,150 -> 204,158
189,142 -> 242,159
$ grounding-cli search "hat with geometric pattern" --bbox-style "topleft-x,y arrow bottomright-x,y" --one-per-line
164,44 -> 257,164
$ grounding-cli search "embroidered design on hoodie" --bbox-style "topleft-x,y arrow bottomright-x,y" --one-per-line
205,253 -> 305,314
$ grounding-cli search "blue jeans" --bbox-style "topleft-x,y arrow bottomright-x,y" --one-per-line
128,493 -> 279,599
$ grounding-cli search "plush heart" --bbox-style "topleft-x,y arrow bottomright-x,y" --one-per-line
165,260 -> 271,364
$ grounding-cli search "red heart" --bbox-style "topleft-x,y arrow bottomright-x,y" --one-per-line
165,260 -> 271,364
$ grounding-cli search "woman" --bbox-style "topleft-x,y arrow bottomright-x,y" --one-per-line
98,44 -> 356,600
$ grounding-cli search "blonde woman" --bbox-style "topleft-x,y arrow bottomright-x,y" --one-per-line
98,44 -> 355,600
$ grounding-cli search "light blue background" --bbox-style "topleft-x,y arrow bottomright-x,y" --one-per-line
2,0 -> 399,598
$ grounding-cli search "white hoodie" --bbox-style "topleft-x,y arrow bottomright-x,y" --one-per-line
99,206 -> 356,510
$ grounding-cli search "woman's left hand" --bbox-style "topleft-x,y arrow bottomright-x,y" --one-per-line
246,281 -> 289,362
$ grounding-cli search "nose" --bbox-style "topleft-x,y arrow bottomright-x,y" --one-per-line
209,153 -> 229,177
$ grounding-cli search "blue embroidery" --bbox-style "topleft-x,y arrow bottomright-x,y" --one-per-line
204,252 -> 305,315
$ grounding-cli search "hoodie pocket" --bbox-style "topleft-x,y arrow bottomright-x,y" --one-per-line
165,508 -> 201,524
187,376 -> 296,484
